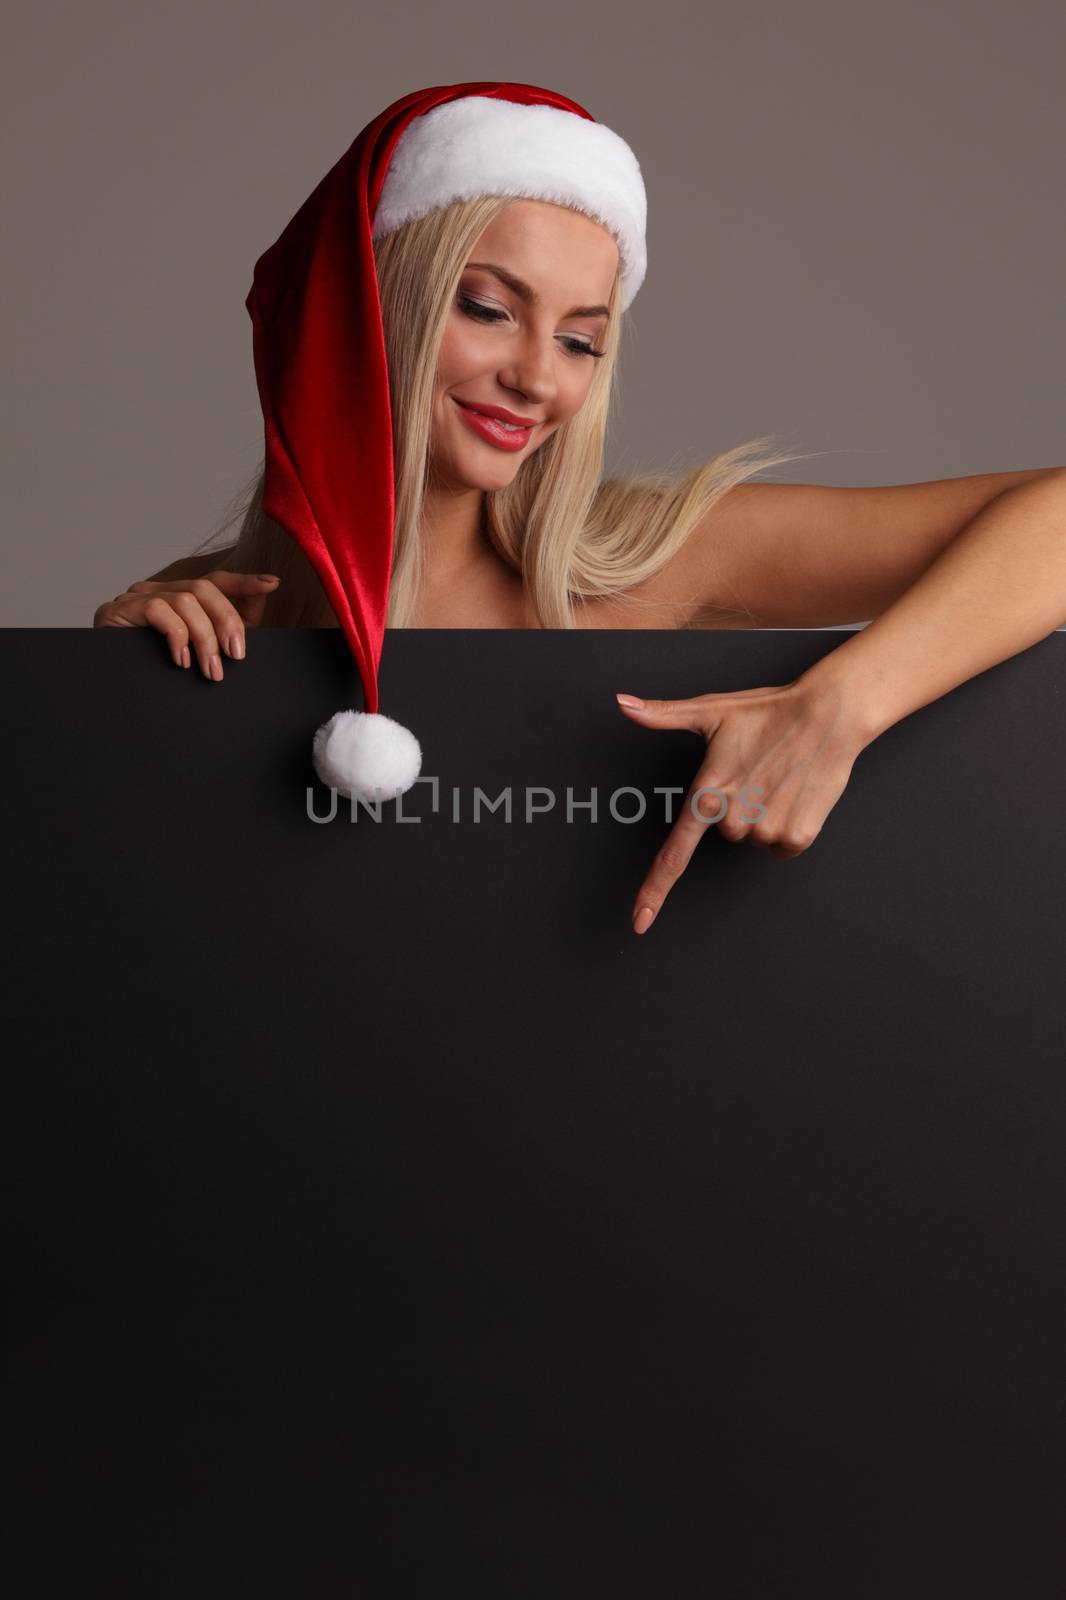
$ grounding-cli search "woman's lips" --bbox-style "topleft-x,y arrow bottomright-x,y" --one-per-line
454,398 -> 534,453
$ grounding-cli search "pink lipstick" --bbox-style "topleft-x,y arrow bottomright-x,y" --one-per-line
454,398 -> 535,453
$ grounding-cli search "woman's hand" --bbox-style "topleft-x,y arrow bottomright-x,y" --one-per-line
93,571 -> 281,680
615,674 -> 870,934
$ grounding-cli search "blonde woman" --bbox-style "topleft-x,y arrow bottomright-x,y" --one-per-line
93,82 -> 1066,934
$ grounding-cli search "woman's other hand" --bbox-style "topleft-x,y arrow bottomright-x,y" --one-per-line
93,571 -> 281,680
616,676 -> 870,933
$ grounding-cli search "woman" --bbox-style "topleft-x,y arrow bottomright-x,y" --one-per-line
93,81 -> 1066,934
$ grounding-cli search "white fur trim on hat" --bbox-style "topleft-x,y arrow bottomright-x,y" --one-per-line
372,96 -> 647,312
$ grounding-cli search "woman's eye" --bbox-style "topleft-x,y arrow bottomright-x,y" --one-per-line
457,294 -> 603,360
457,294 -> 506,323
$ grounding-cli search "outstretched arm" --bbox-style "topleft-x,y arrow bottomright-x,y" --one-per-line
682,466 -> 1062,630
799,467 -> 1066,743
617,465 -> 1066,933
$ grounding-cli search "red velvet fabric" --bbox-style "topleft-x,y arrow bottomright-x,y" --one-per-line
245,81 -> 595,714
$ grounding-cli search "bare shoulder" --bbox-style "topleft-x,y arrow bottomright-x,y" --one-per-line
571,488 -> 769,631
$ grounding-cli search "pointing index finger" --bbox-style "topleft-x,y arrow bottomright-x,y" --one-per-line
630,781 -> 721,934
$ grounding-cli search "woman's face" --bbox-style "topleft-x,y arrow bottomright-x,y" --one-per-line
430,200 -> 619,493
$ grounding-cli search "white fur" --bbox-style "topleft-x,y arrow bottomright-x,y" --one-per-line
312,710 -> 423,805
372,97 -> 647,312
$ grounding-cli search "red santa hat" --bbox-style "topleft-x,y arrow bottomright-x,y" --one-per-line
245,81 -> 648,804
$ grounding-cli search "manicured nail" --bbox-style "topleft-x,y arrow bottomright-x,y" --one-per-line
616,693 -> 645,709
633,907 -> 655,934
210,654 -> 223,682
181,645 -> 191,669
229,633 -> 244,660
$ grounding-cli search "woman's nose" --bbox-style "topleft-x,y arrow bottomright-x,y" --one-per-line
499,334 -> 557,407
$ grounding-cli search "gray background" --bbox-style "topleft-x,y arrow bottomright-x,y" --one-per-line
5,0 -> 1063,627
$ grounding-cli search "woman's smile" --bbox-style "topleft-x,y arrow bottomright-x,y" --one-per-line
453,396 -> 536,452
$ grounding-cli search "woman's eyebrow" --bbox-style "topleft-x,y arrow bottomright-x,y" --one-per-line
465,261 -> 610,319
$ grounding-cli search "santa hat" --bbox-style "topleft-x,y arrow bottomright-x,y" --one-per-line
245,81 -> 648,805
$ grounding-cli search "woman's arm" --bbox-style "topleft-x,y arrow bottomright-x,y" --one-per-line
683,467 -> 1062,629
617,466 -> 1066,932
799,467 -> 1066,744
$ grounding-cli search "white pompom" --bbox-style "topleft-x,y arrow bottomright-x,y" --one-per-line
312,709 -> 422,804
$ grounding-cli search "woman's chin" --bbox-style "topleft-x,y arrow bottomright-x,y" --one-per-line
456,455 -> 525,491
429,437 -> 534,493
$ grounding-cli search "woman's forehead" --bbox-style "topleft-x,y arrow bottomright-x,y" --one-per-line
467,202 -> 619,300
474,198 -> 618,254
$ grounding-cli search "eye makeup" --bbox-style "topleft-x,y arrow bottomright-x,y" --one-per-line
456,292 -> 605,359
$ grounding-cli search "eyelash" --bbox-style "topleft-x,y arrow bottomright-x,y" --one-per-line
456,294 -> 605,360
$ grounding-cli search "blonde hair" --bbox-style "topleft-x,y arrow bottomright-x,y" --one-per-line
189,195 -> 816,627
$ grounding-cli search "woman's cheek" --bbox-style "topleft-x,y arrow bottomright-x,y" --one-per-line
565,377 -> 594,420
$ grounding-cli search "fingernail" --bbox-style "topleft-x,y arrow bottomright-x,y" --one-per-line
633,906 -> 655,934
258,574 -> 278,584
210,654 -> 223,682
230,633 -> 244,660
617,693 -> 645,709
181,645 -> 190,669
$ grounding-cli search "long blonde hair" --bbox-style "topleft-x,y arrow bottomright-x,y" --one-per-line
190,195 -> 815,626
